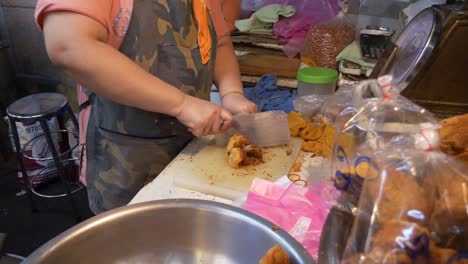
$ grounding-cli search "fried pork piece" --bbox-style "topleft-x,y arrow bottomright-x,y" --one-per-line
299,123 -> 335,156
429,245 -> 458,264
365,221 -> 431,264
430,179 -> 468,251
364,170 -> 432,225
225,134 -> 250,157
346,244 -> 461,264
455,151 -> 468,168
346,252 -> 412,264
313,115 -> 327,125
287,112 -> 308,137
369,251 -> 412,264
259,244 -> 290,264
439,113 -> 468,167
225,134 -> 264,169
302,140 -> 323,155
245,145 -> 263,159
300,124 -> 326,141
227,148 -> 245,169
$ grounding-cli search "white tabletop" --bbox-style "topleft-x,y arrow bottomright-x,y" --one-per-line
129,140 -> 325,207
129,154 -> 233,205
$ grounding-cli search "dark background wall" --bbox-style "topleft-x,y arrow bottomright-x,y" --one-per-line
0,0 -> 77,170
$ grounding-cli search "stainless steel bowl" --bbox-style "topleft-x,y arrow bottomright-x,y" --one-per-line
24,199 -> 314,264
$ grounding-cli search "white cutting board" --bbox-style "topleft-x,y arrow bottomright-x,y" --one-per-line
173,136 -> 303,200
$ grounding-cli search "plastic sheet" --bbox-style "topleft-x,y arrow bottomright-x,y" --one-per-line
243,178 -> 339,261
330,76 -> 439,208
293,94 -> 331,123
293,82 -> 381,127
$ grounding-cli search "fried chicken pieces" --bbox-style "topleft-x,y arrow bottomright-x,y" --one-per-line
225,134 -> 264,169
345,162 -> 468,263
287,112 -> 335,157
364,170 -> 433,225
259,244 -> 290,264
347,221 -> 463,264
430,175 -> 468,251
439,113 -> 468,168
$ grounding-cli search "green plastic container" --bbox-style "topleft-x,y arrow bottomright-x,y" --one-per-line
296,67 -> 338,96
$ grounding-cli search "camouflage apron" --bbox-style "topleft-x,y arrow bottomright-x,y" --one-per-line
85,0 -> 217,214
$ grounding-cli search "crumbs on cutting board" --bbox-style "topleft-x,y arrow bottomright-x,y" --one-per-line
285,146 -> 293,156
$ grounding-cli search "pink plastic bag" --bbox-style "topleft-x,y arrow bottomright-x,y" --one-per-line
245,0 -> 340,57
243,179 -> 339,260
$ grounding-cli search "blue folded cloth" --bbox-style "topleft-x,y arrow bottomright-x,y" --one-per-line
244,74 -> 297,113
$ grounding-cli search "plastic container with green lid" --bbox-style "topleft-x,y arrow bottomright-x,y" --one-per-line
297,67 -> 338,96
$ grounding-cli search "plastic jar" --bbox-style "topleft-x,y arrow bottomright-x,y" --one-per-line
297,67 -> 338,96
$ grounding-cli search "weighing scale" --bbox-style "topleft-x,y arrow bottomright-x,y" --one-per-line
371,1 -> 468,117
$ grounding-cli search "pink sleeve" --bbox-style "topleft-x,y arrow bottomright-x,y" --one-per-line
206,0 -> 231,40
34,0 -> 113,31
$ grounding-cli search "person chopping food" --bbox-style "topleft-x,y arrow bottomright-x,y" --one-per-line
34,0 -> 258,214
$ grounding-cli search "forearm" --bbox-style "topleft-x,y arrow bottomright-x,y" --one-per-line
55,39 -> 185,116
214,36 -> 244,98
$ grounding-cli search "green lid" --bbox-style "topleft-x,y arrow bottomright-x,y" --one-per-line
297,67 -> 338,84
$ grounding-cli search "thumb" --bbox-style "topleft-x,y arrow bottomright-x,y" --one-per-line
219,108 -> 233,132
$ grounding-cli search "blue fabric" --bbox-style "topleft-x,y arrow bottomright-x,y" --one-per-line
244,74 -> 297,113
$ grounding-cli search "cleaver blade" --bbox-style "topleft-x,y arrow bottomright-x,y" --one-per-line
216,111 -> 291,147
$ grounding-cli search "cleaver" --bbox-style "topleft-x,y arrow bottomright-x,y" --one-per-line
215,110 -> 290,147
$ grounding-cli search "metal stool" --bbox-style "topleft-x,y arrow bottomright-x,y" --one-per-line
0,233 -> 24,264
6,93 -> 81,221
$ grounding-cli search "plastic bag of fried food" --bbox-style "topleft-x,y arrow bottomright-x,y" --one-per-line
287,111 -> 335,157
439,113 -> 468,168
330,75 -> 440,208
341,143 -> 468,264
289,83 -> 383,159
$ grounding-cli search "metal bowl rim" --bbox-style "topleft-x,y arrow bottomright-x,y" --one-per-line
24,199 -> 314,263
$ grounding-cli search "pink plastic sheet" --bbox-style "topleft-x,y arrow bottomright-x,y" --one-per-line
243,179 -> 339,260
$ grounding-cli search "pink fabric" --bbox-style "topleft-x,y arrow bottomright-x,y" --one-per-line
76,86 -> 91,185
273,15 -> 316,42
265,0 -> 340,58
243,179 -> 339,260
273,15 -> 323,58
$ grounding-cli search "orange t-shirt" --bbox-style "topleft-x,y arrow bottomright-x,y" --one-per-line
35,0 -> 232,49
34,0 -> 236,185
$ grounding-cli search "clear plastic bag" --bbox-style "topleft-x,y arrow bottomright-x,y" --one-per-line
330,76 -> 439,207
302,14 -> 355,69
341,147 -> 468,264
293,82 -> 381,126
293,94 -> 331,122
320,84 -> 369,127
428,154 -> 468,253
